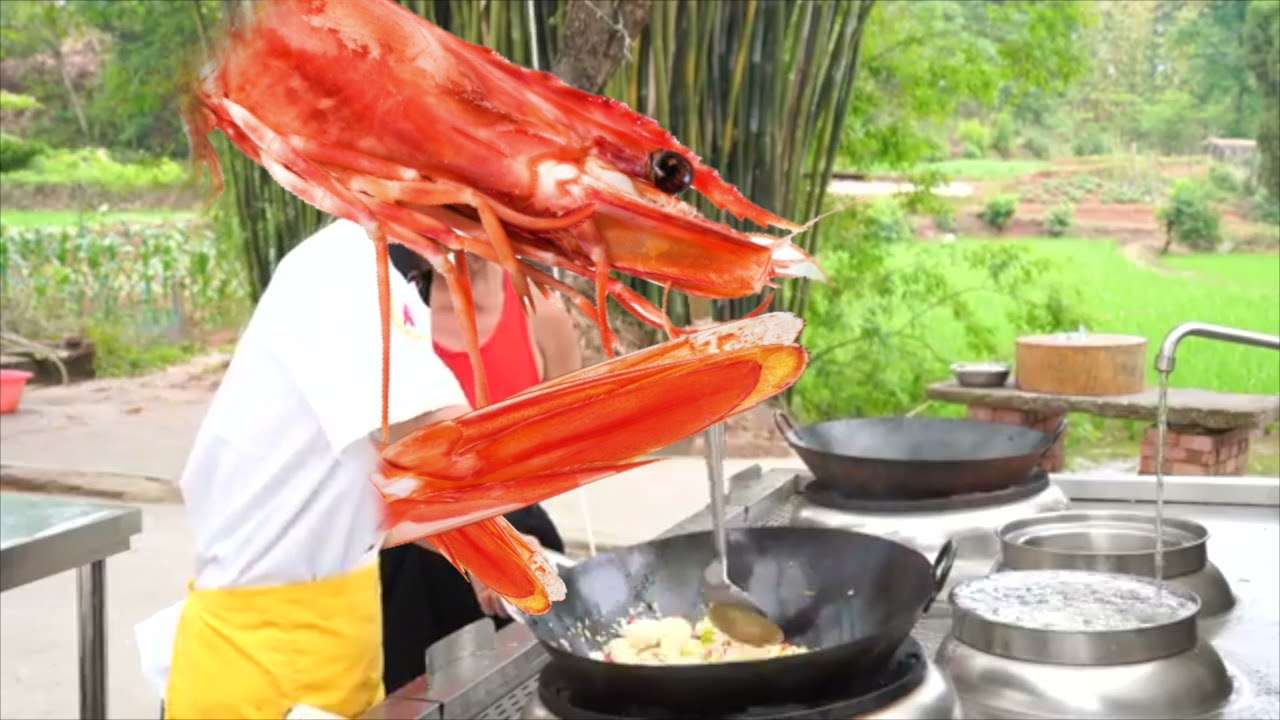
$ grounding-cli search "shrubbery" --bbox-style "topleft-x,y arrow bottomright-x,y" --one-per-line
1158,179 -> 1222,252
0,133 -> 47,172
957,120 -> 991,159
1022,133 -> 1052,160
991,115 -> 1016,159
0,219 -> 248,374
1207,164 -> 1242,196
861,198 -> 915,244
0,91 -> 41,113
1071,127 -> 1110,157
980,195 -> 1018,232
2,147 -> 188,192
1044,203 -> 1074,237
794,210 -> 1089,420
933,205 -> 958,234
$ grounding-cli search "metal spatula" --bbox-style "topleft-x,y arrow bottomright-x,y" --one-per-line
701,423 -> 784,646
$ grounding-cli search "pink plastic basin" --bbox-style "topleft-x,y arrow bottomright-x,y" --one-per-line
0,369 -> 34,414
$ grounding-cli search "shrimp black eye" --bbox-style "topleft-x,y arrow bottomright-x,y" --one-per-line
649,150 -> 693,194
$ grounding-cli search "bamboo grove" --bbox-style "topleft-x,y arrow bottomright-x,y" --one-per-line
218,0 -> 872,326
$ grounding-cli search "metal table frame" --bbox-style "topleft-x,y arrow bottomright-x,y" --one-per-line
1,492 -> 143,719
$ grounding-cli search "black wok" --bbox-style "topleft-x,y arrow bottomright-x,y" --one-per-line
524,528 -> 954,709
777,412 -> 1065,500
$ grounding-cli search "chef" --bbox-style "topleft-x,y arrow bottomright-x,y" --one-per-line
136,218 -> 468,719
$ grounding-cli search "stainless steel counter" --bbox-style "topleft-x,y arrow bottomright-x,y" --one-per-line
364,467 -> 1279,719
1,492 -> 142,719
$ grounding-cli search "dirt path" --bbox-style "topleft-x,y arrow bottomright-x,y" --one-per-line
0,354 -> 228,496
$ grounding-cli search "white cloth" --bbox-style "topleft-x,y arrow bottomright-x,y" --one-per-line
136,219 -> 466,697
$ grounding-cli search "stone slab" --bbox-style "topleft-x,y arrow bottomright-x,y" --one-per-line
928,380 -> 1279,430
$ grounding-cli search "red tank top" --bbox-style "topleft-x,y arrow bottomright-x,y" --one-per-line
433,274 -> 542,406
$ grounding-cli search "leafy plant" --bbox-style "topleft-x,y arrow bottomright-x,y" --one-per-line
1207,164 -> 1242,197
1158,179 -> 1222,252
933,205 -> 958,234
0,132 -> 46,171
979,195 -> 1018,232
1022,132 -> 1052,160
1071,127 -> 1109,157
0,91 -> 41,112
1044,202 -> 1074,237
957,120 -> 991,158
1,146 -> 187,191
0,219 -> 249,375
861,199 -> 914,245
991,114 -> 1016,159
795,217 -> 1089,420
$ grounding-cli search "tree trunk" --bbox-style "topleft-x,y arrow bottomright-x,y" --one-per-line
51,42 -> 91,142
552,0 -> 653,93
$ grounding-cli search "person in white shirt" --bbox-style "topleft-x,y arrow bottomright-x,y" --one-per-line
138,219 -> 468,719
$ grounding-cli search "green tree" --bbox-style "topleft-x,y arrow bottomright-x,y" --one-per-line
838,0 -> 1093,170
1176,0 -> 1260,139
76,0 -> 223,156
1245,0 -> 1280,201
0,1 -> 93,142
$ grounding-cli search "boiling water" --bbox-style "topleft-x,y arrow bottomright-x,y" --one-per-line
953,570 -> 1197,632
1154,371 -> 1171,593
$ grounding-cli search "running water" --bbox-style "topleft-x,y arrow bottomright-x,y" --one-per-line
1154,371 -> 1172,594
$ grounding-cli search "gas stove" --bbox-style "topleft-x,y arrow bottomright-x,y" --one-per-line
361,468 -> 1278,720
790,470 -> 1068,606
522,637 -> 960,720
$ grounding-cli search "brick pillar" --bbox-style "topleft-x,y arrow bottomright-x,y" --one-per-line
967,405 -> 1067,472
1139,426 -> 1251,476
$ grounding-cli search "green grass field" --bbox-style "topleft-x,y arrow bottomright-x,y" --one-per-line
898,239 -> 1278,474
923,159 -> 1050,181
0,209 -> 194,228
911,239 -> 1279,395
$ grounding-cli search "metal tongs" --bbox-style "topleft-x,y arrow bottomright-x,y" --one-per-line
701,423 -> 784,646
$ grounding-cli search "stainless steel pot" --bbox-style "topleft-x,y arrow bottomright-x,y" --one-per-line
937,635 -> 1234,719
997,511 -> 1236,619
937,570 -> 1234,719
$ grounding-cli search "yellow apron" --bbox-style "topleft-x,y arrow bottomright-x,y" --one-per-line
164,562 -> 385,719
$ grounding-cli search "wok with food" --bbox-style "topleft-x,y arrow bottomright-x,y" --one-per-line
523,528 -> 955,709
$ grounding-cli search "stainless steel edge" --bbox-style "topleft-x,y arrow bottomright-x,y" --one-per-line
949,581 -> 1201,665
421,621 -> 548,720
1,502 -> 142,591
1052,473 -> 1280,508
998,511 -> 1208,578
1176,561 -> 1237,619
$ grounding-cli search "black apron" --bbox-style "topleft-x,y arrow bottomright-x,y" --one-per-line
379,506 -> 565,694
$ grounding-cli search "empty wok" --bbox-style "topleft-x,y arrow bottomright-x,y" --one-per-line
777,413 -> 1064,500
523,527 -> 954,709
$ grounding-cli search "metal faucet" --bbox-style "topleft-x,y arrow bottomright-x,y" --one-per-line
1155,322 -> 1280,374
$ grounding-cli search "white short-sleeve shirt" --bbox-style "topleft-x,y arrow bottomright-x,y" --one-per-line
179,219 -> 466,589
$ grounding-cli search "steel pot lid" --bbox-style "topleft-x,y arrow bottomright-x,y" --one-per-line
999,511 -> 1208,579
949,570 -> 1200,665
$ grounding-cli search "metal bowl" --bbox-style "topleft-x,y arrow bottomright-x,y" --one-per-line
951,362 -> 1011,388
997,511 -> 1236,619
